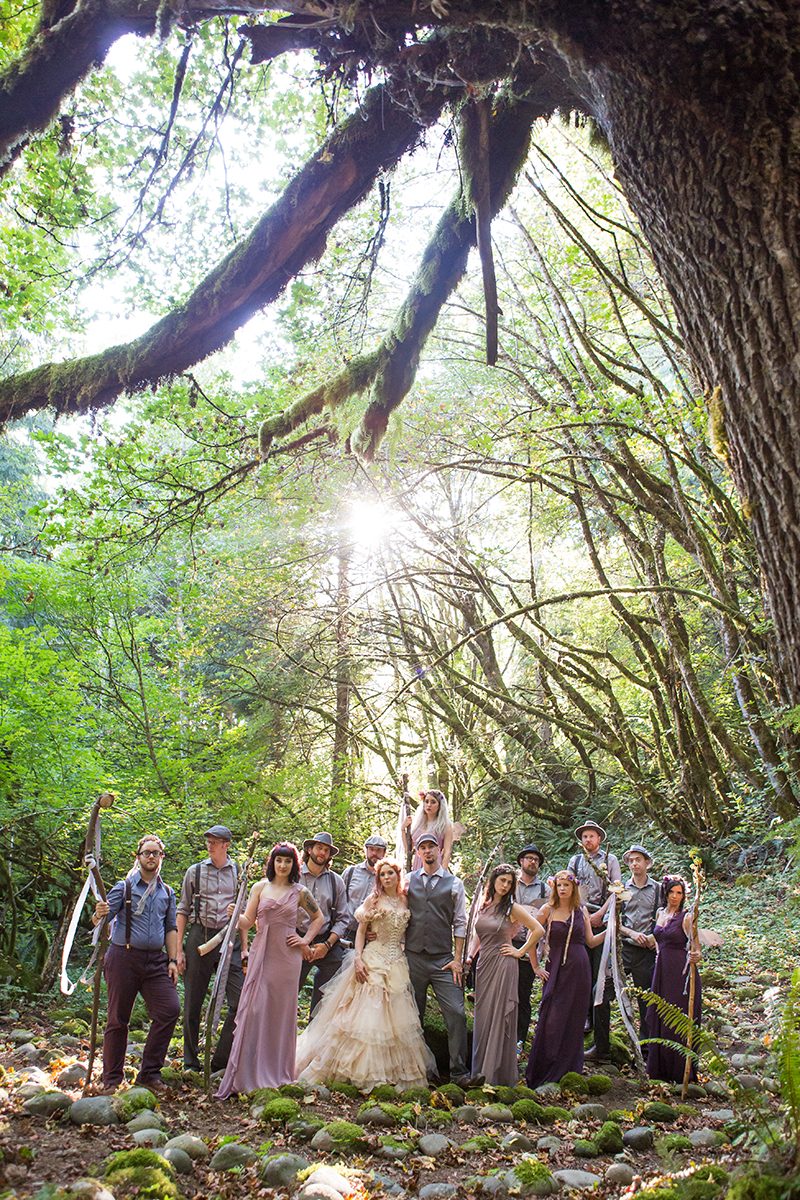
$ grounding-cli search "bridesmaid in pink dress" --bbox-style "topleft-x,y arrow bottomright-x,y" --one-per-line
216,843 -> 323,1098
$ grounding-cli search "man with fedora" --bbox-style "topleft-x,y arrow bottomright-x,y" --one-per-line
298,831 -> 348,1012
619,844 -> 659,1035
341,834 -> 388,944
176,824 -> 243,1074
405,832 -> 480,1088
514,843 -> 547,1049
568,819 -> 621,1060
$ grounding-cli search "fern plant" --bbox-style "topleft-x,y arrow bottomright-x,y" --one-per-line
775,966 -> 800,1167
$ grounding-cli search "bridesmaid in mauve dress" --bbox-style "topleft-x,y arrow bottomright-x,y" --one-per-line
216,843 -> 323,1098
646,875 -> 702,1083
526,870 -> 606,1087
466,864 -> 544,1085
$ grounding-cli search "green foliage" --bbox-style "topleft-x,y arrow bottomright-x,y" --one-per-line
278,1083 -> 306,1098
776,966 -> 800,1163
328,1081 -> 361,1099
399,1085 -> 431,1104
587,1073 -> 613,1095
461,1134 -> 498,1152
725,1168 -> 800,1200
319,1121 -> 370,1153
434,1083 -> 465,1105
595,1121 -> 623,1153
420,1108 -> 453,1127
642,1101 -> 679,1124
104,1150 -> 179,1200
541,1105 -> 572,1124
260,1098 -> 301,1125
656,1133 -> 693,1155
559,1072 -> 589,1097
511,1099 -> 546,1123
511,1158 -> 553,1186
573,1138 -> 599,1157
369,1084 -> 398,1102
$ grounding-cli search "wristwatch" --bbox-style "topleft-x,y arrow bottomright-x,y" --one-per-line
168,957 -> 177,964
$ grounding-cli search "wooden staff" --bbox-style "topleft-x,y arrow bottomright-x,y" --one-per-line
681,857 -> 702,1100
82,792 -> 116,1094
399,772 -> 414,874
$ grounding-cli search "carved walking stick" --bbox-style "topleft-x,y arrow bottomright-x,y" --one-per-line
681,856 -> 703,1100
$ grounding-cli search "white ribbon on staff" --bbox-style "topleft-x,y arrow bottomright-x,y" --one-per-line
592,892 -> 645,1067
59,857 -> 105,995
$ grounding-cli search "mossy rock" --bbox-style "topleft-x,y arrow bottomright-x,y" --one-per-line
420,1107 -> 454,1127
103,1165 -> 179,1200
434,1083 -> 465,1106
559,1071 -> 589,1097
573,1138 -> 599,1157
511,1099 -> 545,1124
509,1156 -> 555,1196
327,1081 -> 361,1099
541,1105 -> 572,1124
700,968 -> 728,989
60,1019 -> 90,1037
607,1108 -> 633,1122
320,1120 -> 370,1153
587,1073 -> 613,1095
249,1087 -> 281,1107
106,1149 -> 176,1177
492,1086 -> 519,1105
608,1033 -> 632,1065
725,1167 -> 798,1200
678,1167 -> 730,1200
595,1121 -> 623,1153
399,1084 -> 432,1104
112,1088 -> 159,1121
656,1133 -> 693,1156
370,1084 -> 398,1102
286,1118 -> 324,1141
260,1097 -> 301,1125
278,1082 -> 306,1098
636,1189 -> 680,1200
466,1088 -> 492,1104
512,1086 -> 540,1102
642,1100 -> 678,1124
461,1134 -> 498,1152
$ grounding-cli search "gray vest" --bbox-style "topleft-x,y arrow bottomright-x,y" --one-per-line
405,871 -> 457,956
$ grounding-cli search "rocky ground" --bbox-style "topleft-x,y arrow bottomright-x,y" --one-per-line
1,877 -> 798,1200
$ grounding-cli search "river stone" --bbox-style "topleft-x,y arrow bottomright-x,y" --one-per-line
133,1128 -> 168,1147
358,1105 -> 396,1127
298,1184 -> 345,1200
704,1081 -> 731,1100
313,1084 -> 332,1100
501,1131 -> 536,1152
534,1083 -> 561,1101
707,1108 -> 735,1122
63,1179 -> 116,1200
17,1082 -> 46,1100
537,1135 -> 562,1155
480,1104 -> 514,1123
476,1177 -> 508,1196
112,1086 -> 157,1116
210,1142 -> 257,1169
379,1143 -> 410,1161
622,1126 -> 654,1150
57,1064 -> 88,1088
419,1185 -> 456,1200
573,1103 -> 607,1121
310,1128 -> 335,1151
9,1029 -> 37,1044
14,1042 -> 41,1061
369,1171 -> 404,1195
417,1132 -> 451,1157
605,1163 -> 635,1186
730,1053 -> 763,1068
734,1074 -> 762,1090
22,1090 -> 72,1116
70,1096 -> 119,1126
305,1165 -> 355,1194
552,1169 -> 602,1189
453,1105 -> 480,1123
160,1147 -> 194,1174
684,1083 -> 707,1099
164,1133 -> 210,1160
260,1153 -> 310,1187
127,1110 -> 165,1132
688,1128 -> 724,1148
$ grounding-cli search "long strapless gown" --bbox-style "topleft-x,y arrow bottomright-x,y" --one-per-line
216,883 -> 303,1098
526,911 -> 591,1086
295,900 -> 435,1091
471,906 -> 519,1085
646,909 -> 702,1083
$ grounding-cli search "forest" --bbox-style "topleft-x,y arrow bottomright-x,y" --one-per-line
1,3 -> 800,1200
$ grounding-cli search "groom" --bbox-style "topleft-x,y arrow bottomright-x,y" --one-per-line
405,832 -> 481,1088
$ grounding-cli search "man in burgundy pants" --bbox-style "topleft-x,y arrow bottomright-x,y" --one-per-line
93,834 -> 180,1092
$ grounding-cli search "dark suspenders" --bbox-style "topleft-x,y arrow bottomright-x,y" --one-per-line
191,860 -> 237,927
124,878 -> 133,948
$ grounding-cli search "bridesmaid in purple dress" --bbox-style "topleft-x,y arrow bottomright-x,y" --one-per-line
466,865 -> 545,1085
525,870 -> 606,1086
646,876 -> 702,1083
216,843 -> 323,1098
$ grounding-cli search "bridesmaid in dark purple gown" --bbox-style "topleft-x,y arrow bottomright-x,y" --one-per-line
645,876 -> 702,1083
216,843 -> 324,1098
526,870 -> 606,1087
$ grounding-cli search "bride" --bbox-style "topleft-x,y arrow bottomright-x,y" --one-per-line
295,859 -> 435,1091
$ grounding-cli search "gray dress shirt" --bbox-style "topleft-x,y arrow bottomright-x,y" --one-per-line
297,865 -> 349,941
176,857 -> 238,929
568,848 -> 621,908
620,875 -> 659,941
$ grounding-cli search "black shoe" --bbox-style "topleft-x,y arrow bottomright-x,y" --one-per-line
452,1072 -> 484,1089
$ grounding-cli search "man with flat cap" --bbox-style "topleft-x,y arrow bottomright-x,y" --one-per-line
176,824 -> 243,1074
298,831 -> 349,1011
405,832 -> 480,1088
568,819 -> 621,1060
619,844 -> 659,1035
514,843 -> 547,1049
341,834 -> 388,944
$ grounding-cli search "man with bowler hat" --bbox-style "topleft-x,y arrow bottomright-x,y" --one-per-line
514,843 -> 547,1049
341,834 -> 388,944
568,819 -> 621,1060
299,831 -> 348,1012
619,844 -> 659,1035
176,824 -> 243,1074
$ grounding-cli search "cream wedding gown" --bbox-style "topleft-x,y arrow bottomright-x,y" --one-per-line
295,898 -> 435,1090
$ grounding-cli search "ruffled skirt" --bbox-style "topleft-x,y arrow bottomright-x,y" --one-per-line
295,948 -> 435,1091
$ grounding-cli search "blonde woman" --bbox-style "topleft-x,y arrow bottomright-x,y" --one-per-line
407,790 -> 454,870
525,870 -> 606,1086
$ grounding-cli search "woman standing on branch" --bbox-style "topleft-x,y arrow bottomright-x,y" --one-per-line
525,870 -> 606,1087
645,876 -> 702,1083
466,864 -> 545,1085
407,790 -> 454,870
295,860 -> 435,1091
216,843 -> 323,1098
